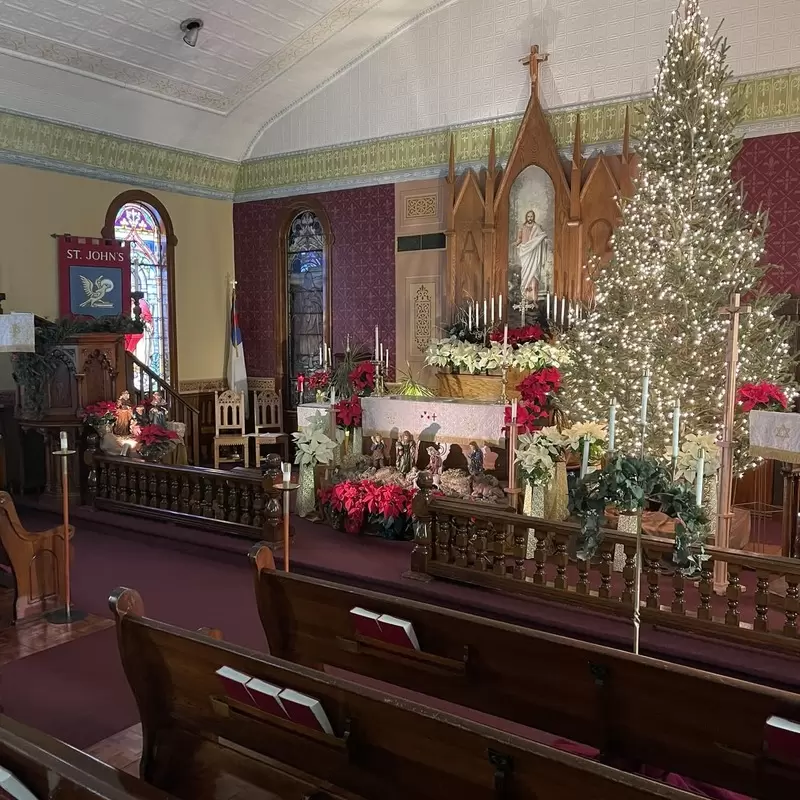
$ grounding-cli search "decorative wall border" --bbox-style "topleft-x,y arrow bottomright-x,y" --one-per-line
0,70 -> 797,201
178,378 -> 227,393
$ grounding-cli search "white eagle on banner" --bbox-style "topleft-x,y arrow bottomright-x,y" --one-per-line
79,275 -> 115,308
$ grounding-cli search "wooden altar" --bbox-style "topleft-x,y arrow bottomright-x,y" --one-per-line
445,44 -> 638,315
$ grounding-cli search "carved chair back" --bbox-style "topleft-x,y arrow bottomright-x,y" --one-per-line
214,390 -> 245,436
253,390 -> 283,434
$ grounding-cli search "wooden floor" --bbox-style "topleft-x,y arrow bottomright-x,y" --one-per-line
86,724 -> 143,775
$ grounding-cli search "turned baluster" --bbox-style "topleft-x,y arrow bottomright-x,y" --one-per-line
725,564 -> 742,627
466,520 -> 477,567
109,464 -> 118,500
492,520 -> 506,576
252,486 -> 265,528
784,580 -> 799,637
409,472 -> 434,575
97,462 -> 109,499
671,572 -> 686,615
436,517 -> 452,562
622,545 -> 637,606
598,544 -> 613,599
138,471 -> 148,505
513,525 -> 526,581
176,476 -> 187,513
754,571 -> 770,633
240,487 -> 252,526
576,557 -> 589,595
646,551 -> 660,610
214,482 -> 226,520
553,532 -> 568,590
228,485 -> 241,524
148,474 -> 158,507
158,475 -> 168,509
201,478 -> 214,517
533,530 -> 547,585
474,521 -> 489,572
189,478 -> 201,515
127,468 -> 138,504
169,475 -> 179,512
697,559 -> 713,621
453,516 -> 469,568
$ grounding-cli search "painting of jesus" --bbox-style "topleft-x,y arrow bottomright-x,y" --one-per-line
508,165 -> 555,325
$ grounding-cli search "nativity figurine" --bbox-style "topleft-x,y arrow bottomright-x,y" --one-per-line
395,430 -> 416,475
426,443 -> 446,485
370,434 -> 387,468
467,441 -> 484,476
148,391 -> 168,427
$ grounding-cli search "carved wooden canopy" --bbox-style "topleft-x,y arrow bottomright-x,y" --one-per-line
445,45 -> 639,316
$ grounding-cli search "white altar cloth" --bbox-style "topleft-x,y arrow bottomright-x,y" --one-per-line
749,410 -> 800,463
297,396 -> 507,448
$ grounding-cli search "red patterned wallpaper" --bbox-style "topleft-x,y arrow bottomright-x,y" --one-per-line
734,132 -> 800,295
233,184 -> 396,378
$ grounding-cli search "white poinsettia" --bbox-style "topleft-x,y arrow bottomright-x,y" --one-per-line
292,412 -> 337,467
424,337 -> 456,368
670,432 -> 721,484
562,421 -> 608,462
512,341 -> 571,372
516,430 -> 564,485
476,342 -> 507,372
537,426 -> 570,451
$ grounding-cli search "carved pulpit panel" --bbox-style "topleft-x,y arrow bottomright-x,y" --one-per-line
76,334 -> 126,410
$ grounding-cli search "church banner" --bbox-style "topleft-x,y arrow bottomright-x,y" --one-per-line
58,235 -> 131,319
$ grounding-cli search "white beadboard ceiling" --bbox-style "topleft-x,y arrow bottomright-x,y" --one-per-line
0,0 -> 450,160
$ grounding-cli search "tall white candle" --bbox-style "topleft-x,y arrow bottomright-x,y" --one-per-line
346,334 -> 350,352
511,398 -> 518,421
327,345 -> 332,366
319,344 -> 323,367
640,369 -> 650,425
498,294 -> 503,319
483,298 -> 488,328
374,326 -> 379,360
385,348 -> 389,371
491,295 -> 495,324
695,449 -> 705,506
282,462 -> 292,483
60,431 -> 68,451
379,342 -> 384,363
608,399 -> 617,452
503,324 -> 508,348
468,304 -> 473,330
671,399 -> 681,461
330,387 -> 337,407
560,298 -> 566,328
552,294 -> 558,320
580,438 -> 590,478
545,292 -> 550,320
475,300 -> 479,328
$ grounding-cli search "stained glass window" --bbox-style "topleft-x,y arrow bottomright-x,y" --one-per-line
114,202 -> 171,385
287,211 -> 325,406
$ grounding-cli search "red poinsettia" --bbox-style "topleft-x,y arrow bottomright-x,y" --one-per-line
335,396 -> 362,430
348,361 -> 376,394
318,479 -> 416,535
517,367 -> 561,407
489,324 -> 546,347
736,382 -> 788,413
308,369 -> 331,390
503,401 -> 549,434
82,401 -> 118,427
135,423 -> 178,461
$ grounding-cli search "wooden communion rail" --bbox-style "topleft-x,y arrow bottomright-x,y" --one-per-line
408,475 -> 800,658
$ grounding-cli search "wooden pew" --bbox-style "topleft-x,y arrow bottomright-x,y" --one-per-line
0,714 -> 173,799
111,585 -> 711,800
250,544 -> 800,800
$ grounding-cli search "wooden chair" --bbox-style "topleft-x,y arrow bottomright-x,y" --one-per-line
249,390 -> 289,464
110,585 -> 701,800
0,491 -> 73,623
212,390 -> 249,469
249,544 -> 800,800
0,714 -> 173,799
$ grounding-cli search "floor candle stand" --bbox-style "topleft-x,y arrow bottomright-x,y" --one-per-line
275,481 -> 300,572
45,440 -> 87,625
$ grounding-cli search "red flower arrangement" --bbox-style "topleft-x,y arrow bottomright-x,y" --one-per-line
736,382 -> 788,413
318,479 -> 416,538
489,324 -> 545,347
504,401 -> 549,434
335,396 -> 362,430
517,367 -> 561,406
308,369 -> 331,390
135,424 -> 179,461
82,401 -> 118,428
348,361 -> 376,394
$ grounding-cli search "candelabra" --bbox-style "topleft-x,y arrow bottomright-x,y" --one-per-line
498,345 -> 513,405
372,359 -> 386,396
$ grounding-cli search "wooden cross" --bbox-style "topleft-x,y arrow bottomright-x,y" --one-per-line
520,45 -> 548,97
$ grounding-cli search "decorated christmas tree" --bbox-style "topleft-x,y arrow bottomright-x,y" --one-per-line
562,0 -> 794,461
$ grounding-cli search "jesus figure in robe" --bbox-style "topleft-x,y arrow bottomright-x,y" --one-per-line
515,210 -> 549,301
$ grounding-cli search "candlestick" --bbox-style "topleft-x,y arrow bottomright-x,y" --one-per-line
580,438 -> 590,479
483,298 -> 488,329
374,326 -> 379,360
640,369 -> 650,426
608,399 -> 616,452
498,294 -> 503,320
695,449 -> 705,506
503,324 -> 508,348
491,295 -> 495,325
468,304 -> 473,330
671,399 -> 681,462
282,462 -> 292,483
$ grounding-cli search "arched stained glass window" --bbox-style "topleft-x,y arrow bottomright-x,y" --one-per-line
114,202 -> 171,384
287,210 -> 325,405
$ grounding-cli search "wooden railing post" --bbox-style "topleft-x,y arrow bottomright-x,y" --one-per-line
83,429 -> 99,506
406,471 -> 434,581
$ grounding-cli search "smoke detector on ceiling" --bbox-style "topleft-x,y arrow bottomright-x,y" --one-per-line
180,18 -> 204,48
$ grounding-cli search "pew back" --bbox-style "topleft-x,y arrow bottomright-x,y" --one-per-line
250,544 -> 800,800
0,715 -> 172,800
111,586 -> 705,800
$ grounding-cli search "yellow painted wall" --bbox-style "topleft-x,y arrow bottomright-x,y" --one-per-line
0,162 -> 233,388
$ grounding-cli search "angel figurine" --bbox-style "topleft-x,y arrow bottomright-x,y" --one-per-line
426,443 -> 446,485
148,391 -> 168,427
370,434 -> 387,468
395,431 -> 417,475
467,441 -> 484,476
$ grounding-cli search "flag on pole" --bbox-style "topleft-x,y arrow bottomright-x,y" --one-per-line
227,282 -> 248,402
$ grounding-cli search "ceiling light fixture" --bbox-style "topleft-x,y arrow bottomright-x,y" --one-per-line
180,18 -> 203,47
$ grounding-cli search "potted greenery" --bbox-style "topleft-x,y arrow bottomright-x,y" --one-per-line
291,411 -> 338,517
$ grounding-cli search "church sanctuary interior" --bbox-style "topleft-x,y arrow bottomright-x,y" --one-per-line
1,0 -> 800,797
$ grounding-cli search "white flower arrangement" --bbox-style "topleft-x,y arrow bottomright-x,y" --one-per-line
668,433 -> 721,485
516,428 -> 567,485
425,337 -> 565,375
292,411 -> 338,467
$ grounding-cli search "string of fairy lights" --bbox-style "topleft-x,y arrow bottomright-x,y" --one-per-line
562,0 -> 794,472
